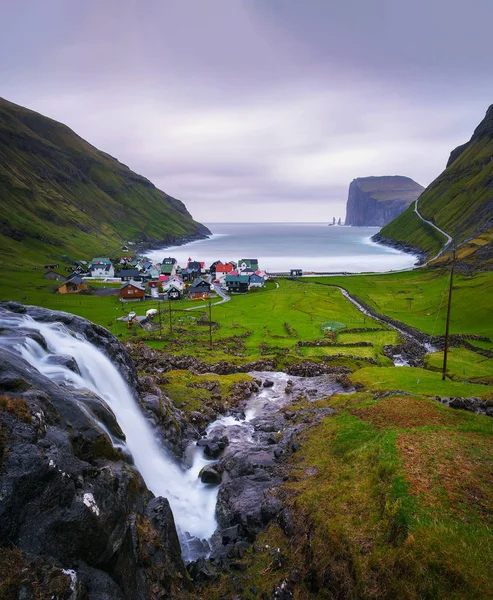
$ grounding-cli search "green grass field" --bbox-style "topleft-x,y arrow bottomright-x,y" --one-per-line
306,269 -> 493,340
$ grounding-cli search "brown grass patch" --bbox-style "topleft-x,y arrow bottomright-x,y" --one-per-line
350,396 -> 457,429
397,430 -> 493,521
0,394 -> 32,423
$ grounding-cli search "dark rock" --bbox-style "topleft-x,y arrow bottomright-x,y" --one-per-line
199,465 -> 222,485
45,354 -> 81,374
187,557 -> 217,582
263,380 -> 274,388
204,442 -> 222,458
221,524 -> 240,544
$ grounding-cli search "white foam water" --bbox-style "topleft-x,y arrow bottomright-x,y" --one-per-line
0,313 -> 219,557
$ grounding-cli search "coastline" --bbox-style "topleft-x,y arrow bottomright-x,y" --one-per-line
134,228 -> 212,255
371,231 -> 427,265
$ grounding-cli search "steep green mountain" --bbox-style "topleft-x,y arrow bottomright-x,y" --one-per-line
0,97 -> 210,266
376,104 -> 493,267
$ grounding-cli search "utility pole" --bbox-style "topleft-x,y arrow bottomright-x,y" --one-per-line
208,297 -> 213,350
442,241 -> 456,380
168,297 -> 173,335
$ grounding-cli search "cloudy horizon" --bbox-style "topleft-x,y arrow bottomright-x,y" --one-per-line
2,0 -> 492,222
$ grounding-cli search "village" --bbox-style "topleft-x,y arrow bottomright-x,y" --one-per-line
43,254 -> 273,303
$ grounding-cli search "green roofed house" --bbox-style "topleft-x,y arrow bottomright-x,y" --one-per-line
238,259 -> 259,272
225,274 -> 249,293
89,257 -> 112,267
160,263 -> 177,276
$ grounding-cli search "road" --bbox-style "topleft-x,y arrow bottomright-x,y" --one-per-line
414,198 -> 453,264
183,283 -> 231,311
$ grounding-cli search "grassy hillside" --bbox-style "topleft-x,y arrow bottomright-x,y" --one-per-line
0,97 -> 209,271
378,105 -> 493,267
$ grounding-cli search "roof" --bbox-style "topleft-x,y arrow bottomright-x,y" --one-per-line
120,281 -> 144,291
119,269 -> 140,277
187,261 -> 202,270
249,273 -> 265,280
61,276 -> 86,286
162,257 -> 177,264
191,277 -> 211,287
160,264 -> 174,274
90,257 -> 112,265
239,259 -> 259,267
90,263 -> 112,272
189,286 -> 210,294
225,274 -> 249,283
216,263 -> 233,273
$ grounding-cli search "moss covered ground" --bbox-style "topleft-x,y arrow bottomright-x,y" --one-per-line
198,392 -> 493,600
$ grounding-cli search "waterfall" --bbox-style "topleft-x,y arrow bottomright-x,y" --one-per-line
0,312 -> 219,557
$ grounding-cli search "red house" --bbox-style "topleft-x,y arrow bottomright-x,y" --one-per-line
119,281 -> 145,302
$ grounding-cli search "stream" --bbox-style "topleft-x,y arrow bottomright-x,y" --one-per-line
0,310 -> 349,562
335,286 -> 437,363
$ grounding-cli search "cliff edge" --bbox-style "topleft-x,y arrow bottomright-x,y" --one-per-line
345,176 -> 424,227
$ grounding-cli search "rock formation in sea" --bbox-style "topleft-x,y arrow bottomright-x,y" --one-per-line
345,176 -> 424,227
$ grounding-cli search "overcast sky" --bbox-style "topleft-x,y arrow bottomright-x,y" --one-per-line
2,0 -> 492,222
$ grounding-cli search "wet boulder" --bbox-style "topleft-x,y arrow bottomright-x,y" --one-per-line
199,465 -> 222,485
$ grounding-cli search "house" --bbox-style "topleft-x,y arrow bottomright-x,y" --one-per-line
215,263 -> 234,282
44,270 -> 65,282
181,267 -> 201,283
145,267 -> 161,280
89,258 -> 115,278
90,257 -> 111,267
187,261 -> 205,273
43,263 -> 59,269
162,275 -> 184,292
188,278 -> 212,300
118,269 -> 142,281
249,273 -> 265,288
238,259 -> 259,272
161,257 -> 177,266
209,260 -> 222,274
225,274 -> 249,293
290,269 -> 302,277
160,262 -> 177,276
119,281 -> 145,302
167,285 -> 182,301
147,280 -> 161,298
58,276 -> 88,294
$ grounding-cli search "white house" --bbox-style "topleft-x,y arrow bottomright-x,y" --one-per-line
162,275 -> 185,292
89,263 -> 115,278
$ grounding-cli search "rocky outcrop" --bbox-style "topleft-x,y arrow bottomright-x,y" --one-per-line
0,304 -> 190,599
345,176 -> 424,226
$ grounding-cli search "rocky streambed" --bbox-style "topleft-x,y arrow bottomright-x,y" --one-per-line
0,303 -> 354,598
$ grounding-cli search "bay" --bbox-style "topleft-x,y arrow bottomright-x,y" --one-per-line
147,222 -> 418,273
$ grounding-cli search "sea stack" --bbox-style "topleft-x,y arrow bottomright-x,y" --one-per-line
345,176 -> 424,226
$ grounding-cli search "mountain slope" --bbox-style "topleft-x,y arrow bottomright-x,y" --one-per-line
0,97 -> 210,265
345,176 -> 424,226
376,105 -> 493,268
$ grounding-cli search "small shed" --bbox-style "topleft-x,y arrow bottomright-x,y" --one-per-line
120,281 -> 145,302
290,269 -> 302,277
58,276 -> 88,294
44,270 -> 66,282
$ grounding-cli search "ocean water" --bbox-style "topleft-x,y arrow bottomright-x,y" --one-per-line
147,222 -> 418,273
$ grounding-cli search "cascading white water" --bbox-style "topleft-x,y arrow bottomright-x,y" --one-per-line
0,313 -> 219,555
